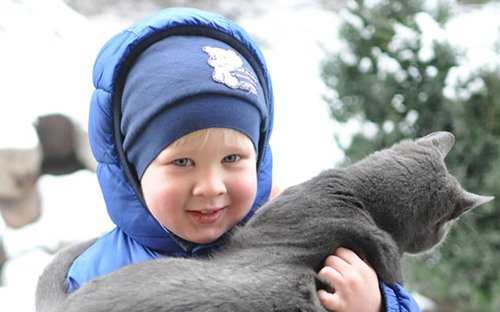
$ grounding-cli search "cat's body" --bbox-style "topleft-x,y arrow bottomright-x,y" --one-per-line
36,132 -> 493,312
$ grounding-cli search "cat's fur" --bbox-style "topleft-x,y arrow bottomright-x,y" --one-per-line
36,132 -> 493,312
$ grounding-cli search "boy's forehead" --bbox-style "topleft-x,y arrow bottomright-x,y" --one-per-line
157,145 -> 197,159
158,128 -> 254,156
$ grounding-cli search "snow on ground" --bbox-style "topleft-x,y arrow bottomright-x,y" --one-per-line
0,0 -> 92,148
0,1 -> 114,309
1,0 -> 500,311
1,170 -> 109,310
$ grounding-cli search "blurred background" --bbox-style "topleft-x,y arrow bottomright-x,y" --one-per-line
1,0 -> 499,311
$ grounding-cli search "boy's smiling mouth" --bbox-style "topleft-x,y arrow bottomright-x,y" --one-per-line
186,207 -> 227,224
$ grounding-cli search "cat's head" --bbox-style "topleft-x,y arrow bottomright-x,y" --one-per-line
351,131 -> 494,254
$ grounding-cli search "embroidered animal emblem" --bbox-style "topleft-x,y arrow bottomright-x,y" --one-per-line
203,46 -> 258,95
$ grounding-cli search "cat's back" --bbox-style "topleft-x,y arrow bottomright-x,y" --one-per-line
36,239 -> 96,312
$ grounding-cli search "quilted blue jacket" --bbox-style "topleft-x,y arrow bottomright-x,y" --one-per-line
66,7 -> 420,312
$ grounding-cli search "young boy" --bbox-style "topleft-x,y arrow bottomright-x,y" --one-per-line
38,7 -> 420,312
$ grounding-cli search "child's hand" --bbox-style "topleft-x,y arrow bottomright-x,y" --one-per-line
317,247 -> 382,312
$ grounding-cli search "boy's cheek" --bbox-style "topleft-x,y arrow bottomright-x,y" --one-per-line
231,174 -> 258,211
145,188 -> 182,220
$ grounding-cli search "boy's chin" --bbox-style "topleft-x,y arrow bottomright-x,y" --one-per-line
181,229 -> 227,245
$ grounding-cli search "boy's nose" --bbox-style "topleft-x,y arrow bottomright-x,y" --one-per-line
192,170 -> 227,197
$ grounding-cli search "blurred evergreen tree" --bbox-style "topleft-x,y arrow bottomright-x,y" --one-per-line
321,0 -> 500,310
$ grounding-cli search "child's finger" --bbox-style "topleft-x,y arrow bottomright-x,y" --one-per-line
318,265 -> 343,290
325,253 -> 368,291
335,247 -> 364,266
324,254 -> 352,276
317,289 -> 344,312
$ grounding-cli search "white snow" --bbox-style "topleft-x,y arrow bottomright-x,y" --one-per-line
444,3 -> 500,99
416,12 -> 448,62
377,52 -> 405,78
0,0 -> 93,147
340,8 -> 365,31
238,1 -> 343,188
390,22 -> 420,52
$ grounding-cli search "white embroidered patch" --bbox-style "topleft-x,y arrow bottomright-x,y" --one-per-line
202,46 -> 258,95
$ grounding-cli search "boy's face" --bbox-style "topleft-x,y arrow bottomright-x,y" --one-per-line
140,128 -> 257,244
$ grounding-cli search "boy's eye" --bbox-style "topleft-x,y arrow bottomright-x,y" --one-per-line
172,158 -> 194,167
223,154 -> 241,163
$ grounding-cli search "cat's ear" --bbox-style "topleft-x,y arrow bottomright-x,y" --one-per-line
457,189 -> 494,215
417,131 -> 455,159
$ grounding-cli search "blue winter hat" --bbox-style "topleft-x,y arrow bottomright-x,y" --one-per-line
121,35 -> 268,178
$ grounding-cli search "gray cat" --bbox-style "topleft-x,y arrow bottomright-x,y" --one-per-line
36,131 -> 493,312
